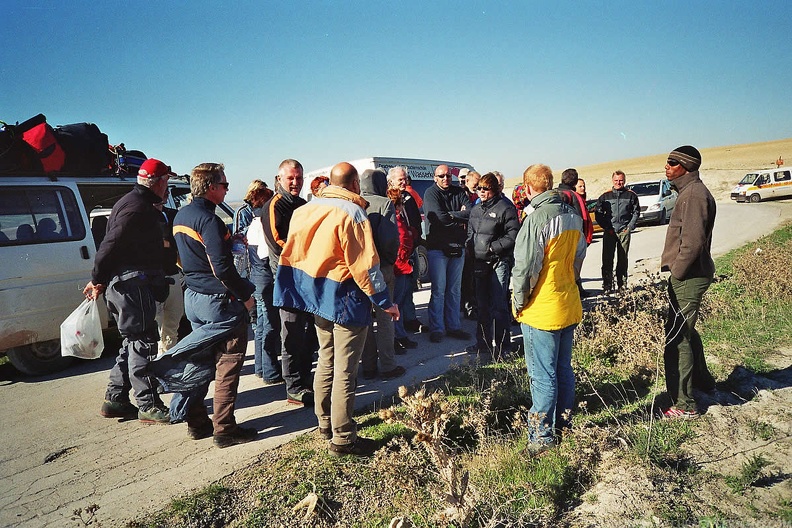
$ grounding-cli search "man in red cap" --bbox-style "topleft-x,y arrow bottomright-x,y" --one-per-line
84,158 -> 175,424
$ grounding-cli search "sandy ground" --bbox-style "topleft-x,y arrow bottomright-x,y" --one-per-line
1,139 -> 791,527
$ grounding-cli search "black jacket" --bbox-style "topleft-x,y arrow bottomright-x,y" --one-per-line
466,194 -> 520,263
423,183 -> 469,252
595,187 -> 640,233
92,184 -> 164,285
173,197 -> 254,302
261,189 -> 306,275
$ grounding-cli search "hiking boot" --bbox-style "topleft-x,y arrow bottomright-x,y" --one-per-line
446,329 -> 471,340
138,404 -> 171,424
397,337 -> 418,349
429,331 -> 443,343
213,426 -> 258,448
362,369 -> 378,380
287,389 -> 314,406
100,400 -> 138,419
318,427 -> 332,440
187,422 -> 214,440
523,438 -> 558,456
380,366 -> 406,380
329,436 -> 377,457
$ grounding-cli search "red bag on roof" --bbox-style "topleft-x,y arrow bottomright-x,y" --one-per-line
19,114 -> 65,173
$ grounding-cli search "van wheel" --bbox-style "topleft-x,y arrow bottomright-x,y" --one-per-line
749,194 -> 761,203
416,245 -> 430,283
6,340 -> 73,376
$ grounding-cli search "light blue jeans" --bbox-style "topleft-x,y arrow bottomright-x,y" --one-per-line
522,322 -> 577,445
427,249 -> 464,334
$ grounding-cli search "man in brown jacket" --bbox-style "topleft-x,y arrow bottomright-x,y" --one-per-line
660,145 -> 717,418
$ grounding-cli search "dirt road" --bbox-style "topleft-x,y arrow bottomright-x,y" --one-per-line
0,200 -> 789,527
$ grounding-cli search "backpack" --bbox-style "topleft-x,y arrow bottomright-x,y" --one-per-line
19,114 -> 66,173
560,189 -> 594,245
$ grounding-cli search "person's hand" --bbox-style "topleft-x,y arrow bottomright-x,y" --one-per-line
384,304 -> 400,321
244,296 -> 255,311
83,281 -> 105,300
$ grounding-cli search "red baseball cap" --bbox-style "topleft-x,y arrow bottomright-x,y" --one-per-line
138,158 -> 175,179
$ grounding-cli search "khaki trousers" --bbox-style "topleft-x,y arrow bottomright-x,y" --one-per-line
313,315 -> 367,445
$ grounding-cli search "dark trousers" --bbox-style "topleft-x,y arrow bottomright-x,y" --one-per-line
601,229 -> 631,288
280,308 -> 314,395
461,252 -> 477,315
664,276 -> 714,411
104,275 -> 164,409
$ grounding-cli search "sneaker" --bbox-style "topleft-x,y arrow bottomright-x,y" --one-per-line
429,331 -> 443,343
524,438 -> 558,456
380,366 -> 406,380
397,337 -> 418,349
213,426 -> 257,448
287,389 -> 314,406
262,376 -> 285,386
662,407 -> 699,419
100,400 -> 138,419
394,339 -> 407,355
138,405 -> 171,424
329,436 -> 377,457
447,329 -> 471,340
187,422 -> 214,440
318,427 -> 332,440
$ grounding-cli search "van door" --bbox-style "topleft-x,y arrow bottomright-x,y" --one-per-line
773,170 -> 792,199
0,183 -> 96,374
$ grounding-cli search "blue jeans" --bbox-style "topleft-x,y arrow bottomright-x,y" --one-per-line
392,273 -> 411,339
253,285 -> 281,382
427,249 -> 464,334
522,322 -> 577,445
474,258 -> 512,354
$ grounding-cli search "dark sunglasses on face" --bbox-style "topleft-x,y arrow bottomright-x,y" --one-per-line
215,181 -> 230,189
436,173 -> 451,179
477,186 -> 492,192
667,159 -> 681,167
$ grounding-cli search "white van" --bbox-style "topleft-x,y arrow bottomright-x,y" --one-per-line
302,157 -> 475,202
730,167 -> 792,203
303,157 -> 476,281
625,179 -> 677,225
0,174 -> 193,375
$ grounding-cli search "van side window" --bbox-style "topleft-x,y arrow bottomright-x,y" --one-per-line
0,187 -> 86,246
775,171 -> 791,182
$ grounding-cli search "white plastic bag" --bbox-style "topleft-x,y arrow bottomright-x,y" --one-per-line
60,298 -> 104,359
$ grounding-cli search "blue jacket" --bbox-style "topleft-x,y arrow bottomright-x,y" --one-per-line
173,197 -> 254,302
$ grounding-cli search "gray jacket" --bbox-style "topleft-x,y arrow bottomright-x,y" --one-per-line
359,169 -> 399,266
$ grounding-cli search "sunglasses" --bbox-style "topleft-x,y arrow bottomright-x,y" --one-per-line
215,181 -> 230,189
667,159 -> 681,167
436,173 -> 451,179
476,186 -> 492,192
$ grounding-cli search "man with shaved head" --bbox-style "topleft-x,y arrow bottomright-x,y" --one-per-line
275,162 -> 398,457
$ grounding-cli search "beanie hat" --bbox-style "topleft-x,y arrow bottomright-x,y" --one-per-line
668,145 -> 701,172
138,158 -> 174,179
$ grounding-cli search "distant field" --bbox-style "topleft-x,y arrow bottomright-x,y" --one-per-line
505,137 -> 792,201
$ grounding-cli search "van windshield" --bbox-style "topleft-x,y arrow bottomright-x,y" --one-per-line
626,182 -> 660,197
739,173 -> 758,185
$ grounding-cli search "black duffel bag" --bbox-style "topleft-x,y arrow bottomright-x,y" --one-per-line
53,123 -> 111,175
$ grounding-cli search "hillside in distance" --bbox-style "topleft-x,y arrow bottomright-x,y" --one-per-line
506,137 -> 792,201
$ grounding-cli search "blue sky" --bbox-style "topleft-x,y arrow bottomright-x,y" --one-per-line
4,1 -> 792,199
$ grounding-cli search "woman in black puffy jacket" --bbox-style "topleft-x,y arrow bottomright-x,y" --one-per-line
465,172 -> 521,358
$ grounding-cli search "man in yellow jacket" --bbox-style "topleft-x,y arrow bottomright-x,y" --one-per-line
512,164 -> 587,450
